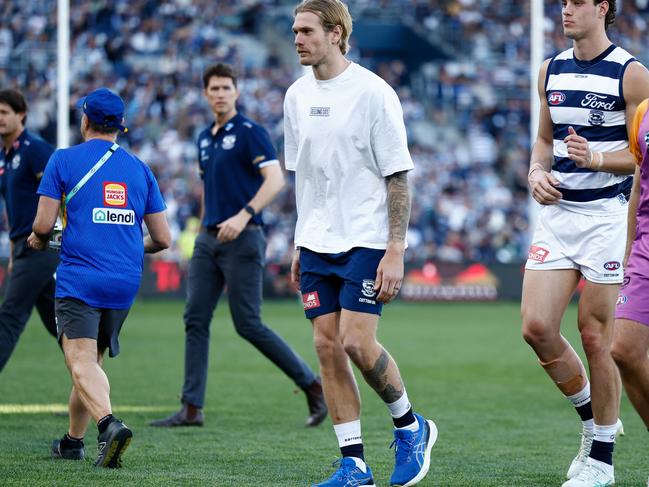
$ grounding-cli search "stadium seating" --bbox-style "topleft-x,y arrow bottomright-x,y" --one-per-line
3,0 -> 649,265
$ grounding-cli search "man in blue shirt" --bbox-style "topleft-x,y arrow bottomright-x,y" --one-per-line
0,88 -> 59,372
28,87 -> 171,468
149,63 -> 326,428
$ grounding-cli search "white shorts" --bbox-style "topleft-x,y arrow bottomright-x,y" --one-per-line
525,205 -> 626,284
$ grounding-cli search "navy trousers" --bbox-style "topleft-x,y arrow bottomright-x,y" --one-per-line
181,227 -> 315,408
0,237 -> 59,372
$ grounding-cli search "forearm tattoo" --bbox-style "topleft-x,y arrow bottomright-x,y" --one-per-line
386,171 -> 411,243
361,349 -> 404,403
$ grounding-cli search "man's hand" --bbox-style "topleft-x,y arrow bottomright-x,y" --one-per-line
216,210 -> 251,243
7,256 -> 13,275
291,248 -> 301,284
374,243 -> 405,304
528,162 -> 562,205
565,126 -> 602,170
27,232 -> 47,251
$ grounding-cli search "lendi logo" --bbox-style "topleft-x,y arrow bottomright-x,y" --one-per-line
92,208 -> 135,225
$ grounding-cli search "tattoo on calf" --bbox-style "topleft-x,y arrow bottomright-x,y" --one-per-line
386,171 -> 411,243
361,349 -> 404,403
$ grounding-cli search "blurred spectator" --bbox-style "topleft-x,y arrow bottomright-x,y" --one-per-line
5,0 -> 649,265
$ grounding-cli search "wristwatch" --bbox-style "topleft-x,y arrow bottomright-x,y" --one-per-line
244,205 -> 256,217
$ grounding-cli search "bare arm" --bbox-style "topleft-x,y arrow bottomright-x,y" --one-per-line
386,170 -> 411,245
374,170 -> 411,304
624,164 -> 641,265
581,62 -> 649,176
216,163 -> 285,242
143,211 -> 171,254
529,59 -> 563,205
27,196 -> 60,250
247,163 -> 285,214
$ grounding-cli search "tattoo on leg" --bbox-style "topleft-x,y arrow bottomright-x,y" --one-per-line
361,349 -> 404,403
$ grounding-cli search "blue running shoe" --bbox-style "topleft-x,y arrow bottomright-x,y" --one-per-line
389,413 -> 438,486
312,457 -> 376,487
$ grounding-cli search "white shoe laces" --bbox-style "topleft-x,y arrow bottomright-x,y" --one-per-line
574,429 -> 594,464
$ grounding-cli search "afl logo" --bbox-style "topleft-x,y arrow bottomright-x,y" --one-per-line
604,261 -> 621,270
548,92 -> 566,105
616,294 -> 628,305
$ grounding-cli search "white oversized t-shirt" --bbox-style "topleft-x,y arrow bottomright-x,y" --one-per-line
283,62 -> 414,253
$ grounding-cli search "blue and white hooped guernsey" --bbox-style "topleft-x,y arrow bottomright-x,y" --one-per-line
545,44 -> 634,214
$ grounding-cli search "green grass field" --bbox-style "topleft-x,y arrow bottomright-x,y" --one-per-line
0,300 -> 646,486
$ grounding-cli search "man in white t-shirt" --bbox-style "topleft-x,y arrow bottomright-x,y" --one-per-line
284,2 -> 436,486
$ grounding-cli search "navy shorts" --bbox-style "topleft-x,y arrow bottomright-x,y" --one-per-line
55,298 -> 130,358
300,247 -> 385,319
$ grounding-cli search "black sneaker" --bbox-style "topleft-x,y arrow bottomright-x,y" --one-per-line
94,419 -> 132,468
51,437 -> 85,460
304,376 -> 328,427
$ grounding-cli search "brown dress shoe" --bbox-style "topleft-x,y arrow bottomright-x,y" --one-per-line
304,376 -> 328,427
149,402 -> 204,427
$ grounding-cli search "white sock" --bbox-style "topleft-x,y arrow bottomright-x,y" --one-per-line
351,457 -> 366,472
386,391 -> 411,419
593,423 -> 618,443
334,420 -> 363,448
566,383 -> 591,408
386,391 -> 418,431
333,420 -> 365,471
566,383 -> 593,430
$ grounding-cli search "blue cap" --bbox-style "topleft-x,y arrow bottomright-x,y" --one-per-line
76,87 -> 128,133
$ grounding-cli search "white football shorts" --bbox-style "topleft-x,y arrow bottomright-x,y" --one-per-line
525,204 -> 626,284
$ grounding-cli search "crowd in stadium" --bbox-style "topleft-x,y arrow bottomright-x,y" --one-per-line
3,0 -> 649,265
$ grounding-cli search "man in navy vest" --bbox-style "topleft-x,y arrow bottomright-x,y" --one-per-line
0,88 -> 58,372
149,63 -> 327,428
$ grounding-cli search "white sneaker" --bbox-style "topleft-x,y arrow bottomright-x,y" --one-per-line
562,458 -> 614,486
567,419 -> 624,479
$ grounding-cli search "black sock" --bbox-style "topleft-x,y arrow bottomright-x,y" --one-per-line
340,443 -> 364,461
61,433 -> 83,447
393,407 -> 416,429
575,401 -> 593,422
589,440 -> 614,466
97,414 -> 116,434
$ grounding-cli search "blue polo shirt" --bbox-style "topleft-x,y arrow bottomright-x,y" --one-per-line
0,130 -> 54,240
38,139 -> 166,309
197,113 -> 278,227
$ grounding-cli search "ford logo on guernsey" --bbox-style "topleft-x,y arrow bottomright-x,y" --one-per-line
92,208 -> 135,225
548,92 -> 566,105
604,261 -> 621,270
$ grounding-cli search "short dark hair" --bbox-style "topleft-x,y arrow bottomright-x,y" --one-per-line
87,119 -> 119,135
0,89 -> 27,124
202,63 -> 237,89
595,0 -> 616,29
